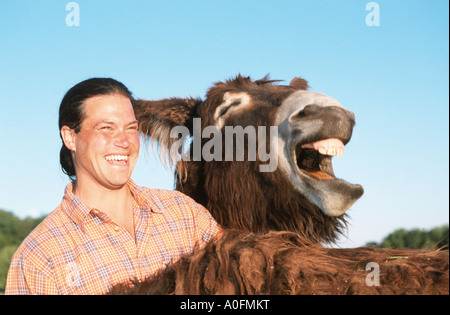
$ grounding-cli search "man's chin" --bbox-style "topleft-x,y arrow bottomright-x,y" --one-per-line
101,174 -> 133,190
106,180 -> 131,190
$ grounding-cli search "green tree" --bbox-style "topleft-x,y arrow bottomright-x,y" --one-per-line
0,245 -> 18,292
381,228 -> 407,248
0,209 -> 44,293
0,210 -> 21,248
380,225 -> 449,249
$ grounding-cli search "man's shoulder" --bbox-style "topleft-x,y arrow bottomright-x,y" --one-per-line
144,187 -> 190,200
138,186 -> 203,213
141,186 -> 194,203
12,208 -> 68,261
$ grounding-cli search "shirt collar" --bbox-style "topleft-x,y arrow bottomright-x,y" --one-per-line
127,179 -> 164,214
61,179 -> 163,228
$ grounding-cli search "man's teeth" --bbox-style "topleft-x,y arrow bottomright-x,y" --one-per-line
301,138 -> 344,157
105,155 -> 128,161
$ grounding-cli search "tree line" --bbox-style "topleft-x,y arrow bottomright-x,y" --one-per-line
368,224 -> 449,249
0,208 -> 448,293
0,209 -> 45,292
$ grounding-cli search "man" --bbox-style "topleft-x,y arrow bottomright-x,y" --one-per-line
6,78 -> 223,295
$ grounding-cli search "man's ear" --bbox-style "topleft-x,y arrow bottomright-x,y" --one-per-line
133,97 -> 202,166
60,126 -> 77,151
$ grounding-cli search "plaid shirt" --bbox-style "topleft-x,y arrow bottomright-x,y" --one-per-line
5,180 -> 222,295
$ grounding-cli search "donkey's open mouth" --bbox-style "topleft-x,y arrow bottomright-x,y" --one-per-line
295,138 -> 345,180
288,135 -> 363,216
275,90 -> 364,217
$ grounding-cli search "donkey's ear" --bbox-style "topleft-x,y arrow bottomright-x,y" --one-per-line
134,97 -> 201,133
133,97 -> 202,167
289,77 -> 309,90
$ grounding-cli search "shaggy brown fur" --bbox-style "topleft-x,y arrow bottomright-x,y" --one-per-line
110,230 -> 449,295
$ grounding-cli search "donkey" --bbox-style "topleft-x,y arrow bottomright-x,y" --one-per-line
134,75 -> 363,244
109,75 -> 448,295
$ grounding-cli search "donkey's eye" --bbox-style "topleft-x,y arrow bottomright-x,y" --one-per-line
217,100 -> 241,117
214,92 -> 251,128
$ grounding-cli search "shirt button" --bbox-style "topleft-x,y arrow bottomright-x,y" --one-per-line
114,226 -> 120,232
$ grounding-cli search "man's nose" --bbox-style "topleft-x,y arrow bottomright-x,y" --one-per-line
114,130 -> 130,148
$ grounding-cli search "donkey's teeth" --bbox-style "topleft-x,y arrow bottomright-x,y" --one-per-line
327,147 -> 336,156
318,147 -> 328,155
302,138 -> 344,157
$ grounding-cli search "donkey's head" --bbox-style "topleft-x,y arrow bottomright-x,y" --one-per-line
135,75 -> 363,243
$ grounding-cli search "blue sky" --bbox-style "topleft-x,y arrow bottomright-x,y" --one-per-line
0,0 -> 448,247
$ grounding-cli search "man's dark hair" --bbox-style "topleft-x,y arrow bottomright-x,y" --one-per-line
58,78 -> 134,180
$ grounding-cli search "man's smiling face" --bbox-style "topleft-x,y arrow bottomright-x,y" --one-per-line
71,93 -> 140,190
